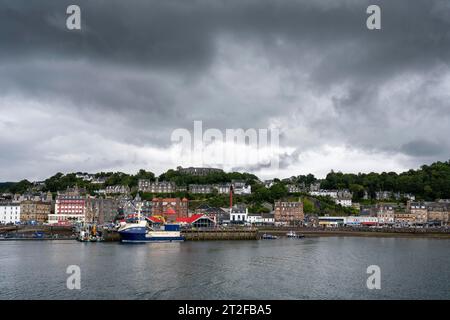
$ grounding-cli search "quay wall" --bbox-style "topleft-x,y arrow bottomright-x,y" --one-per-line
182,229 -> 258,240
257,226 -> 450,239
0,225 -> 75,240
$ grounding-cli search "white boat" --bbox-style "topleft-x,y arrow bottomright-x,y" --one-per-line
286,231 -> 305,238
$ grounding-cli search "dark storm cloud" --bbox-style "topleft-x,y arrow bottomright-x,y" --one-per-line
3,0 -> 450,82
1,0 -> 450,179
401,140 -> 443,157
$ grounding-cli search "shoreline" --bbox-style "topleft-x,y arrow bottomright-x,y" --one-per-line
2,228 -> 450,241
0,237 -> 76,241
258,229 -> 450,239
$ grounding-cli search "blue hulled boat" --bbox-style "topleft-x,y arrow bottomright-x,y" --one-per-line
118,219 -> 185,243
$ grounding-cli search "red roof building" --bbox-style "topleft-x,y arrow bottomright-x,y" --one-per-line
176,214 -> 215,228
146,216 -> 163,224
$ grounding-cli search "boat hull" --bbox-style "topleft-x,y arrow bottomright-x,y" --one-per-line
118,226 -> 185,243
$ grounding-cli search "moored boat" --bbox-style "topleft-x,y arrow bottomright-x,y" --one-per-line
261,233 -> 278,240
286,231 -> 305,238
118,218 -> 185,243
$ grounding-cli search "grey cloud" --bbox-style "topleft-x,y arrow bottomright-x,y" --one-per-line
1,0 -> 450,180
401,140 -> 443,157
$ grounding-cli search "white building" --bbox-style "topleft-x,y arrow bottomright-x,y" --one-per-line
0,203 -> 21,224
245,212 -> 275,225
76,173 -> 93,181
234,184 -> 251,195
344,216 -> 378,226
311,190 -> 353,204
230,206 -> 248,223
91,177 -> 107,184
264,180 -> 275,188
246,213 -> 262,224
105,185 -> 130,194
231,181 -> 252,195
318,216 -> 345,227
215,182 -> 251,195
318,216 -> 378,227
287,184 -> 302,193
310,190 -> 339,198
309,182 -> 321,192
138,180 -> 176,193
335,197 -> 352,207
261,212 -> 275,224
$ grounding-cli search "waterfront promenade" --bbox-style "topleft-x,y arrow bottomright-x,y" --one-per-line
258,226 -> 450,239
1,224 -> 450,240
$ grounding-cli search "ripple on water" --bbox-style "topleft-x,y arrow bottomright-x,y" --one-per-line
1,238 -> 450,299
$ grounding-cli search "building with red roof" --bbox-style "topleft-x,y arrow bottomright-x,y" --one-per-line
176,214 -> 215,228
146,216 -> 163,224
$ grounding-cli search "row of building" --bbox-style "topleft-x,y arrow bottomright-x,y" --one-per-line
193,200 -> 304,226
0,188 -> 305,227
309,189 -> 354,207
307,189 -> 416,208
2,184 -> 448,227
137,179 -> 251,195
363,201 -> 449,226
318,201 -> 450,227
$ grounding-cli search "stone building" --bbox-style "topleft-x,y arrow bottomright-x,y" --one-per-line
85,198 -> 120,224
407,201 -> 428,224
188,184 -> 214,194
394,209 -> 415,225
138,180 -> 176,193
426,203 -> 449,226
376,203 -> 396,225
286,184 -> 302,193
274,200 -> 304,226
176,166 -> 223,176
151,197 -> 188,218
20,200 -> 51,223
13,191 -> 52,203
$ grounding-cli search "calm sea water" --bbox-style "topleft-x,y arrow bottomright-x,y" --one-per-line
0,237 -> 449,299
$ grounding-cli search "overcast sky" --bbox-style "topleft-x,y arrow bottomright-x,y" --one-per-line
1,0 -> 450,181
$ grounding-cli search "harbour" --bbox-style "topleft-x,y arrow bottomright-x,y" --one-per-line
2,224 -> 450,241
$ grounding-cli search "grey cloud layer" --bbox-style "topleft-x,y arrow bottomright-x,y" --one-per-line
1,0 -> 450,179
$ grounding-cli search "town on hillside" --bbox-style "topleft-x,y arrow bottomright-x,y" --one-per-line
1,162 -> 450,230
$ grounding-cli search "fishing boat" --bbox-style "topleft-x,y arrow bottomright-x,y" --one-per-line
117,212 -> 185,243
286,231 -> 305,238
77,223 -> 103,242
